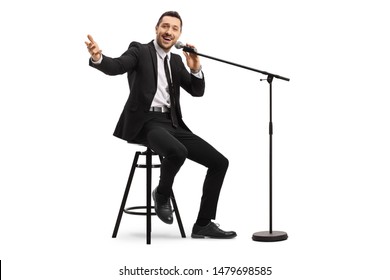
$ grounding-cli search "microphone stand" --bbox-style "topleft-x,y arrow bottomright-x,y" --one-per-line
190,48 -> 290,242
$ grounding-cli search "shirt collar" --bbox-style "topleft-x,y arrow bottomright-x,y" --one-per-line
153,40 -> 171,60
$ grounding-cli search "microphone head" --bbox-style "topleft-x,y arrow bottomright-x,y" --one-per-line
175,41 -> 184,49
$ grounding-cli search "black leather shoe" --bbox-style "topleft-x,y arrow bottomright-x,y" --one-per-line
191,222 -> 237,239
152,188 -> 173,224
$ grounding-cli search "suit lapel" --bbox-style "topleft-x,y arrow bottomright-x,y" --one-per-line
170,55 -> 179,90
147,41 -> 158,84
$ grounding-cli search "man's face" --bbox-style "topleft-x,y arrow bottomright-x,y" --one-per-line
155,16 -> 181,52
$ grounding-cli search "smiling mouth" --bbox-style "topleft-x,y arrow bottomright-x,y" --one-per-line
162,35 -> 173,43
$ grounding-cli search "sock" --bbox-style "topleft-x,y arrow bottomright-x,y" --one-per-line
195,218 -> 211,227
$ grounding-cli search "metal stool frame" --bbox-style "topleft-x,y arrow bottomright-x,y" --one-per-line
112,147 -> 186,244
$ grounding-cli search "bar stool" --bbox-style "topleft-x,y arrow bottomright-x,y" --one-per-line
112,147 -> 186,244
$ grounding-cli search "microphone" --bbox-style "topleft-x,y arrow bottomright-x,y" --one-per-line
175,41 -> 197,53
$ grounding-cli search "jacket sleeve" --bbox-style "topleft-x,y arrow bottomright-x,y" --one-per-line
88,42 -> 140,76
177,56 -> 205,97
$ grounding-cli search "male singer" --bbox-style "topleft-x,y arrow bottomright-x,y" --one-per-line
85,11 -> 236,239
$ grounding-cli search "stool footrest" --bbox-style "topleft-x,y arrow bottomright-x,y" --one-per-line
124,206 -> 157,216
136,164 -> 161,168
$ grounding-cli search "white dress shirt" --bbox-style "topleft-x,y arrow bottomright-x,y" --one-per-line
151,40 -> 173,108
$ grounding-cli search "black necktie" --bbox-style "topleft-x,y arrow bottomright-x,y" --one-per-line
164,55 -> 178,128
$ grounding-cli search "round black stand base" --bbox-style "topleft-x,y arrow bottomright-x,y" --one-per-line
252,231 -> 288,242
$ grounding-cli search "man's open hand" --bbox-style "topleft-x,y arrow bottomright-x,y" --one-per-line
85,34 -> 102,62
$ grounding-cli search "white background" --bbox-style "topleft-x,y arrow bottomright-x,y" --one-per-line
1,0 -> 389,279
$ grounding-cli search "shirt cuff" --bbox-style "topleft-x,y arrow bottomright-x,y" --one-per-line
191,66 -> 203,79
90,54 -> 103,64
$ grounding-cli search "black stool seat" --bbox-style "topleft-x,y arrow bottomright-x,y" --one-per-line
112,147 -> 186,244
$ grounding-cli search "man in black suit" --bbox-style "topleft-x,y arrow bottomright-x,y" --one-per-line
86,11 -> 236,239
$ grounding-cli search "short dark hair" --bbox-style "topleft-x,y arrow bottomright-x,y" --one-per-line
156,11 -> 183,30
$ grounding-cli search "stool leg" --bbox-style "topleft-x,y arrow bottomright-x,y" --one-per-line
146,149 -> 152,244
112,151 -> 140,238
171,192 -> 186,238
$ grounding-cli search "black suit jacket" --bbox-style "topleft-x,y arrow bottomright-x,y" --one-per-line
89,41 -> 205,142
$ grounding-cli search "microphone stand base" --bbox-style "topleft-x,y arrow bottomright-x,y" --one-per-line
252,231 -> 288,242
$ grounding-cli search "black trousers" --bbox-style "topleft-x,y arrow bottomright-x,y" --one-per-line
135,112 -> 229,221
